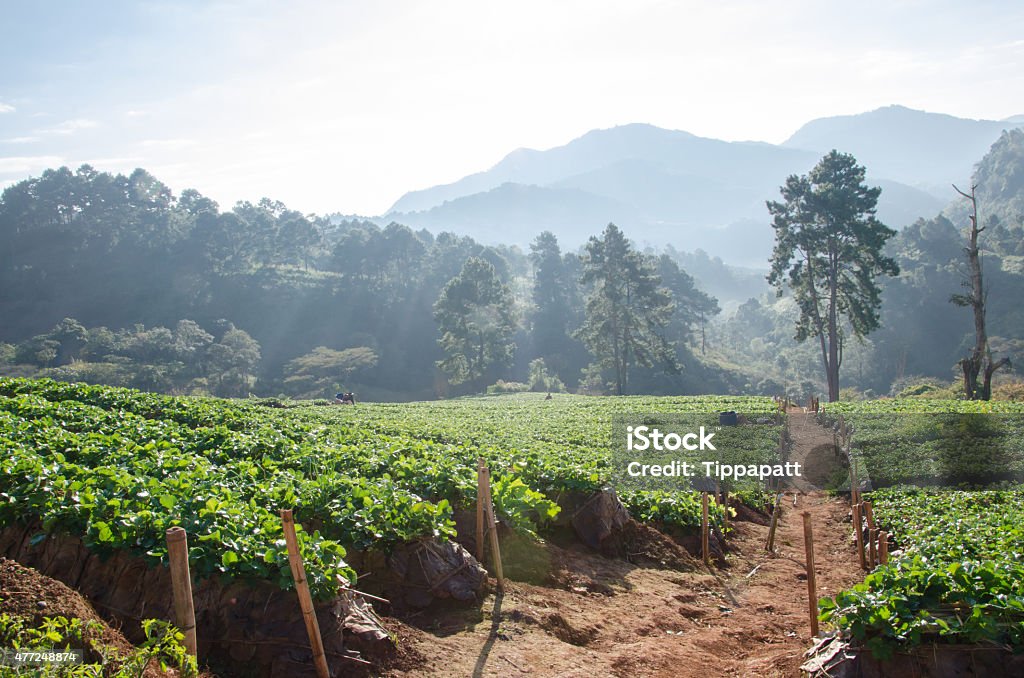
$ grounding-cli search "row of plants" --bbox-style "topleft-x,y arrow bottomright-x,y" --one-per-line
299,393 -> 784,524
0,608 -> 196,678
818,401 -> 1024,487
822,399 -> 1024,414
0,378 -> 782,600
820,487 -> 1024,658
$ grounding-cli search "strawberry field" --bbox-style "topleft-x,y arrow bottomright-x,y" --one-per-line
821,399 -> 1024,487
817,399 -> 1024,659
821,487 -> 1024,657
0,378 -> 781,601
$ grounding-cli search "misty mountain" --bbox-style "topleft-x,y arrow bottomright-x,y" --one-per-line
783,105 -> 1023,193
384,108 -> 1019,267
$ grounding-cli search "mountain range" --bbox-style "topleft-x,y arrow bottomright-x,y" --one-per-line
379,106 -> 1023,267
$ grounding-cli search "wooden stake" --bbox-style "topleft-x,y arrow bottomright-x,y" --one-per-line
765,492 -> 782,552
476,458 -> 485,562
802,512 -> 819,637
853,502 -> 866,571
869,527 -> 878,569
847,461 -> 857,505
280,510 -> 330,678
863,501 -> 876,531
481,465 -> 505,590
721,490 -> 729,532
878,530 -> 889,565
701,492 -> 710,566
165,527 -> 197,657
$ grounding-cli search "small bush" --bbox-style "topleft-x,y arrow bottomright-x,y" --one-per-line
992,380 -> 1024,401
527,358 -> 567,393
890,376 -> 959,399
486,380 -> 530,394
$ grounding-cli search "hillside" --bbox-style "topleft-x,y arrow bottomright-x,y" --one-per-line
784,105 -> 1023,192
384,107 -> 1013,264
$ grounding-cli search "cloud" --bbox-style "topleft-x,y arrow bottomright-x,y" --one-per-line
40,118 -> 99,135
2,136 -> 39,144
77,156 -> 143,169
140,138 -> 196,150
0,103 -> 14,113
0,156 -> 66,174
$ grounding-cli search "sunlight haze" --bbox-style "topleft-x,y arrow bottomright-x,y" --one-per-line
2,0 -> 1022,215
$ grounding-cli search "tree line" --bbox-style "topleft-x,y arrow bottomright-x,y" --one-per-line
0,165 -> 727,398
2,131 -> 1022,401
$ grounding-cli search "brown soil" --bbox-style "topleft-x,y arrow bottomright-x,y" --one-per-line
381,411 -> 864,677
0,557 -> 182,677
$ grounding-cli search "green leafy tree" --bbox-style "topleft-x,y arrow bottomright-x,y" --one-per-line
656,255 -> 720,354
528,231 -> 578,379
575,223 -> 674,395
283,346 -> 379,397
527,357 -> 565,392
434,257 -> 517,387
206,326 -> 262,396
767,150 -> 899,402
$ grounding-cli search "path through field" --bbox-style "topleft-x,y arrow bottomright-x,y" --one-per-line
385,411 -> 864,677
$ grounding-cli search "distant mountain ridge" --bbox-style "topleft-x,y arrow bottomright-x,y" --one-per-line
783,104 -> 1021,192
382,107 -> 1022,266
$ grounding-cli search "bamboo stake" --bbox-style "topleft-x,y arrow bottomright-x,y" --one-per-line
476,458 -> 485,562
853,502 -> 866,570
280,510 -> 330,678
766,492 -> 782,552
878,530 -> 889,565
481,465 -> 505,590
701,492 -> 710,566
802,512 -> 819,637
165,527 -> 197,657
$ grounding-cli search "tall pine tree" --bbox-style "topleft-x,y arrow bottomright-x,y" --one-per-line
434,257 -> 517,387
767,151 -> 899,402
528,231 -> 579,381
576,224 -> 674,395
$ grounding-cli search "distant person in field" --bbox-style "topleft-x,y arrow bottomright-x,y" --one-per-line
335,391 -> 356,405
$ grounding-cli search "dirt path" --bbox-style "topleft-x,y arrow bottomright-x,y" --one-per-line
385,413 -> 864,678
784,408 -> 844,492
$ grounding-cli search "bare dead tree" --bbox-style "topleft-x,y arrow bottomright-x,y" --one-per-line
951,183 -> 1010,400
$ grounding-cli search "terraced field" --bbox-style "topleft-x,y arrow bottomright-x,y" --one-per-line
818,400 -> 1024,660
0,378 -> 780,600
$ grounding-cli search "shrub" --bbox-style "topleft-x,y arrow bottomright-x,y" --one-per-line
486,380 -> 530,394
992,380 -> 1024,401
889,376 -> 958,399
527,358 -> 567,393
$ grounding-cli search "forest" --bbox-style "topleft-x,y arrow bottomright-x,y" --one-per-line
2,130 -> 1023,402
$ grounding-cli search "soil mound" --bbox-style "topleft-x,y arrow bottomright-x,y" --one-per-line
0,558 -> 176,677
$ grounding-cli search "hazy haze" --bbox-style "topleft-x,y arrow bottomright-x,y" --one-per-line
2,0 -> 1023,215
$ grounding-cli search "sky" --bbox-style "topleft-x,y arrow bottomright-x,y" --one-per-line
1,0 -> 1023,216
